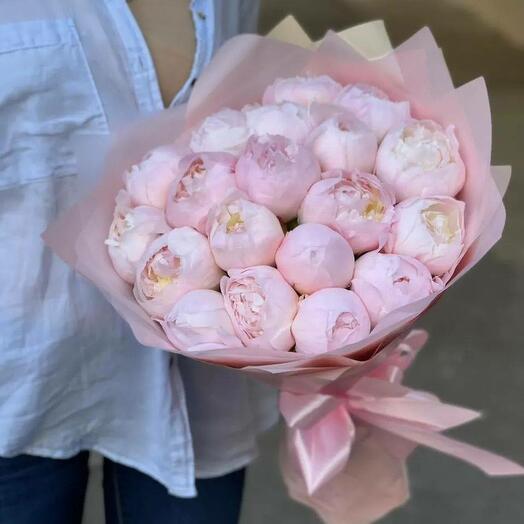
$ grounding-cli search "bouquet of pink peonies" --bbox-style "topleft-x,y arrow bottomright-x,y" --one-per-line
44,17 -> 522,523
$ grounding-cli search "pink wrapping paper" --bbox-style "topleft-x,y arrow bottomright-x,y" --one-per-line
42,23 -> 521,522
280,330 -> 524,523
282,425 -> 413,524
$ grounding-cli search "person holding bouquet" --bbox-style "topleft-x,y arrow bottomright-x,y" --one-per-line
0,1 -> 275,523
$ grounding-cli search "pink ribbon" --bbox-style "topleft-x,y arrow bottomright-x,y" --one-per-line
280,330 -> 524,499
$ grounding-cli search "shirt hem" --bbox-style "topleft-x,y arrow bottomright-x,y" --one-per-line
0,444 -> 197,498
195,450 -> 257,479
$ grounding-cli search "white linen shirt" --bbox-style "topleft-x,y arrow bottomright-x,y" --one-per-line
0,0 -> 277,497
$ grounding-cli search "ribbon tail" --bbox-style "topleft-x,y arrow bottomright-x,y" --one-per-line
357,412 -> 524,476
349,377 -> 482,431
280,391 -> 342,429
291,405 -> 356,494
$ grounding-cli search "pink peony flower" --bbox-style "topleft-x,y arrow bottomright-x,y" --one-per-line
134,227 -> 223,318
335,83 -> 410,141
375,119 -> 466,201
105,190 -> 170,283
235,134 -> 321,221
190,108 -> 250,156
351,252 -> 442,326
263,75 -> 342,106
221,265 -> 298,352
165,152 -> 238,233
124,145 -> 186,209
386,196 -> 465,275
243,102 -> 314,143
298,170 -> 395,254
207,198 -> 284,270
275,224 -> 354,294
161,289 -> 242,352
306,112 -> 378,172
292,288 -> 370,355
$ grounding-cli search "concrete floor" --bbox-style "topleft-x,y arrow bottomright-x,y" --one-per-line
84,1 -> 524,523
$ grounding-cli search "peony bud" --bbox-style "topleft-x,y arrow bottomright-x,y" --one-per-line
243,102 -> 314,143
306,112 -> 378,172
235,134 -> 321,221
161,289 -> 242,352
298,171 -> 395,254
221,266 -> 298,352
165,152 -> 238,233
105,190 -> 170,283
134,227 -> 223,318
207,198 -> 284,270
386,196 -> 465,275
190,108 -> 250,156
263,75 -> 342,106
335,83 -> 410,141
275,224 -> 354,294
375,119 -> 466,201
292,288 -> 371,355
351,252 -> 442,325
124,145 -> 186,209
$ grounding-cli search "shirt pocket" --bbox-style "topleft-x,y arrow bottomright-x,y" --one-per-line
0,18 -> 110,191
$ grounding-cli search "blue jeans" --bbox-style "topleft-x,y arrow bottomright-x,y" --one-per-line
0,453 -> 245,524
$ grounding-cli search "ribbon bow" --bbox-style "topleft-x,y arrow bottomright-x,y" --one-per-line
280,330 -> 524,501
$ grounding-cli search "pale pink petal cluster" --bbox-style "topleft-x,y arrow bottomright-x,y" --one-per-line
165,152 -> 237,233
276,224 -> 354,295
235,134 -> 321,221
106,190 -> 170,283
263,75 -> 342,106
134,227 -> 223,318
161,289 -> 242,352
221,266 -> 298,351
292,288 -> 371,355
243,102 -> 314,143
106,71 -> 472,355
386,196 -> 465,275
125,145 -> 186,209
335,83 -> 410,141
190,108 -> 250,156
207,198 -> 284,270
299,170 -> 395,254
375,119 -> 466,200
306,113 -> 378,172
351,252 -> 442,325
